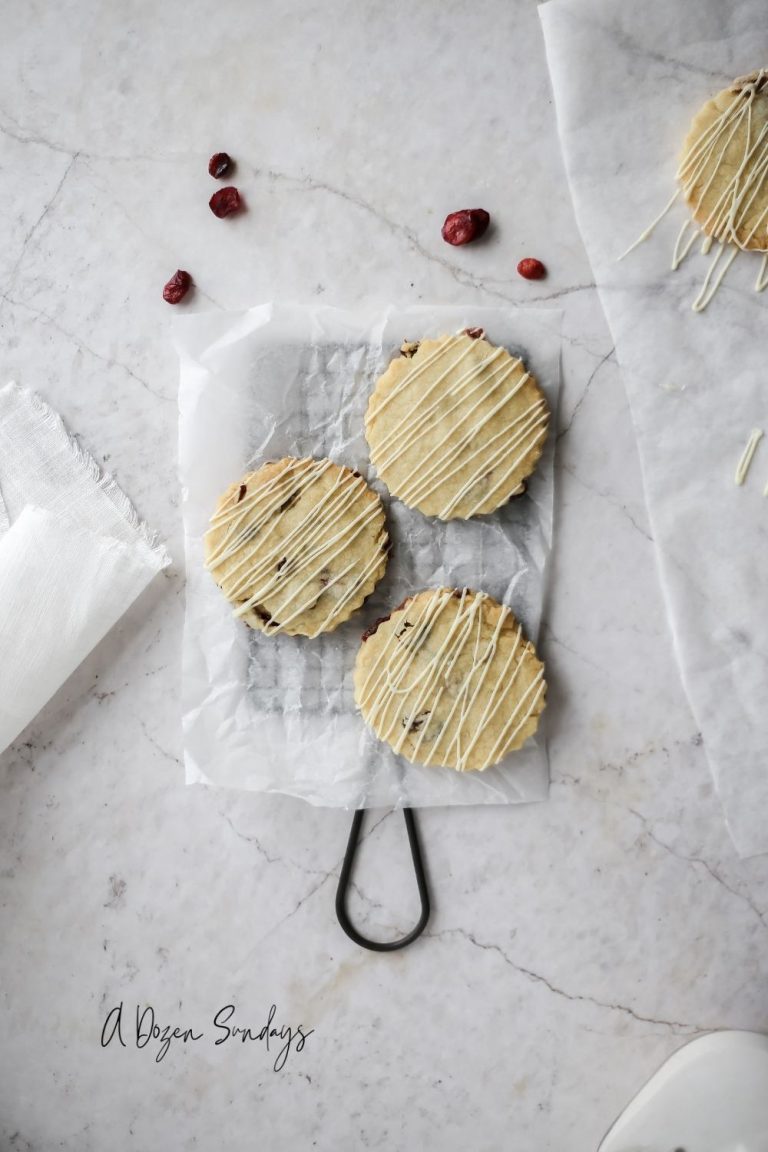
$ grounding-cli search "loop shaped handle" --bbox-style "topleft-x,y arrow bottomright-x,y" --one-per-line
335,807 -> 430,952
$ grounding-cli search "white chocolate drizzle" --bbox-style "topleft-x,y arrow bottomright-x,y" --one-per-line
369,335 -> 547,518
620,70 -> 768,311
757,252 -> 768,291
357,588 -> 545,771
205,458 -> 386,636
734,427 -> 764,485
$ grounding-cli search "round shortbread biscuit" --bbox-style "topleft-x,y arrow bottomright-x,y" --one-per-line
364,332 -> 549,520
354,587 -> 546,771
204,456 -> 389,638
680,71 -> 768,251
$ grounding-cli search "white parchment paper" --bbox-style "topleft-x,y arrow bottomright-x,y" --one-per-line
0,384 -> 169,753
176,304 -> 561,808
540,0 -> 768,855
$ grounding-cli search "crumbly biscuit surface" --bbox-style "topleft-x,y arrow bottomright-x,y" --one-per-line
354,587 -> 546,771
204,457 -> 388,637
680,71 -> 768,251
365,333 -> 549,520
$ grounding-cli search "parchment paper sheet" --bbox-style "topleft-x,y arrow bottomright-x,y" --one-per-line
0,383 -> 169,753
540,0 -> 768,855
176,304 -> 561,808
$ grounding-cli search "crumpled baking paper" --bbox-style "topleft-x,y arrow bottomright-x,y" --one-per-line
540,0 -> 768,856
176,304 -> 561,808
0,383 -> 169,753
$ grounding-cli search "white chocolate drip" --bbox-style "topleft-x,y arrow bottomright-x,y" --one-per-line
692,241 -> 739,312
671,218 -> 700,269
757,252 -> 768,291
734,427 -> 764,485
621,70 -> 768,311
369,336 -> 547,518
358,588 -> 545,772
618,189 -> 680,261
205,459 -> 385,636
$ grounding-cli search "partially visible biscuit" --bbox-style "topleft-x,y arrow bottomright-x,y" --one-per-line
354,587 -> 546,771
365,332 -> 549,520
204,457 -> 389,637
680,71 -> 768,251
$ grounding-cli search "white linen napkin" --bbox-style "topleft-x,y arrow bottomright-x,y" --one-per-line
0,383 -> 169,753
540,0 -> 768,856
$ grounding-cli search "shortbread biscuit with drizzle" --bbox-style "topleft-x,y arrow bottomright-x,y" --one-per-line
354,587 -> 546,771
364,332 -> 549,520
680,70 -> 768,251
204,457 -> 389,638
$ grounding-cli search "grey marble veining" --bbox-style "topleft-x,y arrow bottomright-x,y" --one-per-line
541,0 -> 768,860
1,1 -> 767,1150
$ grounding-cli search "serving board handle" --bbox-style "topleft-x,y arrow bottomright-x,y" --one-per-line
335,807 -> 430,951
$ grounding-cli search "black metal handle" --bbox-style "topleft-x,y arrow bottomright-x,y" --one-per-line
335,807 -> 430,951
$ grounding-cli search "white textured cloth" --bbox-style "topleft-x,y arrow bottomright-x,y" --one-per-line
0,383 -> 169,753
540,0 -> 768,856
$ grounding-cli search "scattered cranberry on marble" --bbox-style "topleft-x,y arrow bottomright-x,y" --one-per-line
441,208 -> 490,246
517,257 -> 546,280
162,269 -> 192,304
209,186 -> 242,218
208,152 -> 233,179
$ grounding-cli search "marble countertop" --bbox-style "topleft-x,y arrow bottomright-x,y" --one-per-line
1,1 -> 767,1149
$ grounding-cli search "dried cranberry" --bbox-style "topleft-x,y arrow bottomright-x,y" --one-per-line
361,614 -> 391,642
208,152 -> 233,179
362,593 -> 414,641
463,327 -> 485,339
402,709 -> 430,733
162,269 -> 192,304
517,257 -> 546,280
441,209 -> 490,246
209,186 -> 242,218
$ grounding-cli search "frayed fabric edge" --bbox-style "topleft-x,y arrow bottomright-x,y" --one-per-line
6,383 -> 171,568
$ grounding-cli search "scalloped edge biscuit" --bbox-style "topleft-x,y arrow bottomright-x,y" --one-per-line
204,456 -> 389,638
354,586 -> 546,771
680,71 -> 768,251
365,332 -> 549,520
